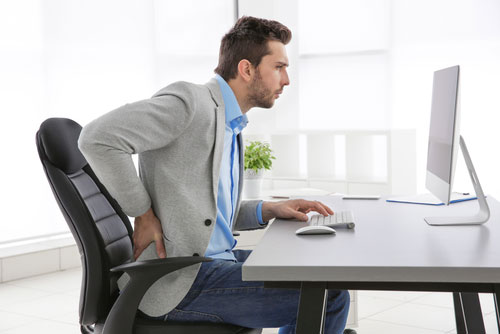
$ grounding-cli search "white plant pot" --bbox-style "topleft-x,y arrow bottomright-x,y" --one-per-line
243,169 -> 264,199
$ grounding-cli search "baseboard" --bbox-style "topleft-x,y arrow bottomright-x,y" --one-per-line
0,233 -> 80,282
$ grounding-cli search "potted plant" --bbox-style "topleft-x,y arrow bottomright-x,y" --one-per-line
243,141 -> 275,198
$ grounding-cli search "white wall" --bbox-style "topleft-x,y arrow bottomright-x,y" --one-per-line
0,0 -> 234,243
1,0 -> 61,243
390,0 -> 500,196
1,0 -> 499,243
0,0 -> 161,243
298,0 -> 391,130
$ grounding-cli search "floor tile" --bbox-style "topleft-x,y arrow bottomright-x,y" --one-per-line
358,290 -> 428,302
357,318 -> 445,333
0,284 -> 52,308
479,293 -> 497,315
45,310 -> 80,326
0,310 -> 39,332
483,312 -> 499,334
368,302 -> 456,332
0,293 -> 78,319
412,292 -> 454,309
62,288 -> 80,298
357,295 -> 403,319
0,318 -> 80,334
6,268 -> 81,294
261,328 -> 279,334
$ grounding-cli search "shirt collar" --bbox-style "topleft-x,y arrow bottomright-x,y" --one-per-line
215,74 -> 248,134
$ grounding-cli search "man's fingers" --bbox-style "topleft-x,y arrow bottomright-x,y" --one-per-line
275,199 -> 335,221
304,200 -> 330,216
292,209 -> 309,221
133,240 -> 166,260
319,202 -> 334,215
134,244 -> 145,260
132,210 -> 166,260
295,200 -> 334,216
155,238 -> 167,259
316,202 -> 332,215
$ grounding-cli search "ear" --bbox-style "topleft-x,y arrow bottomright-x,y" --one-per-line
237,59 -> 254,83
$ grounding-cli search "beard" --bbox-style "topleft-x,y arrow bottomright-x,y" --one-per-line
247,70 -> 276,109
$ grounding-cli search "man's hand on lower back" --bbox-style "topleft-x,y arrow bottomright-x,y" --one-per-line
133,208 -> 167,260
261,199 -> 334,222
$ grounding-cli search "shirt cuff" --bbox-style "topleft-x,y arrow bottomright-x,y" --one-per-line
256,200 -> 265,225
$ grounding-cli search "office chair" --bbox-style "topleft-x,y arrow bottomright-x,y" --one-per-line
36,118 -> 262,334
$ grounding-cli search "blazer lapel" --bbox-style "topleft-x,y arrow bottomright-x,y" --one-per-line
206,79 -> 226,201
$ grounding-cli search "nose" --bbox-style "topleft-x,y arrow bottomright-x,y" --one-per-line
282,68 -> 290,87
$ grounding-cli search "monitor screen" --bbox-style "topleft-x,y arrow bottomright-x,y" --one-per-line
425,65 -> 460,203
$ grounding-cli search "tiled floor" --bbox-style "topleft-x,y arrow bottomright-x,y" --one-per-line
0,268 -> 498,333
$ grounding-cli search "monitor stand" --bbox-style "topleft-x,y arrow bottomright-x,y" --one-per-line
425,136 -> 490,226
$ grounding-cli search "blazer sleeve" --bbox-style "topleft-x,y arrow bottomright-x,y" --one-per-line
78,82 -> 196,217
233,200 -> 268,231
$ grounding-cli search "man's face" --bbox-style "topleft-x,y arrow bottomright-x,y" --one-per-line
248,40 -> 290,109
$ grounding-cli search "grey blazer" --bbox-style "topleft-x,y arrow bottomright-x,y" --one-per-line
78,78 -> 265,316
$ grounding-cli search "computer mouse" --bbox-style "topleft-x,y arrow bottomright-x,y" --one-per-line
295,225 -> 336,235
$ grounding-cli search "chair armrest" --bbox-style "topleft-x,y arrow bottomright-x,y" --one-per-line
110,256 -> 212,274
103,256 -> 212,334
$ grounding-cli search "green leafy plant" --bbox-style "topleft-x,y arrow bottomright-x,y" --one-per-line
244,141 -> 276,173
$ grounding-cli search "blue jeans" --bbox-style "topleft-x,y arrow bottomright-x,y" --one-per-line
164,250 -> 350,334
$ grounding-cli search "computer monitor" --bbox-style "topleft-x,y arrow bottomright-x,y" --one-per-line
425,65 -> 461,204
424,65 -> 490,225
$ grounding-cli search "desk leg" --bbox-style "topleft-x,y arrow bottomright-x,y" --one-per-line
453,293 -> 466,333
453,292 -> 485,334
296,282 -> 328,334
494,286 -> 500,333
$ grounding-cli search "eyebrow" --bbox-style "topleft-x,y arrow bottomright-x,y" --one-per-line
275,61 -> 289,67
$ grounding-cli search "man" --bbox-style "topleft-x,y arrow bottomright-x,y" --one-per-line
79,16 -> 350,333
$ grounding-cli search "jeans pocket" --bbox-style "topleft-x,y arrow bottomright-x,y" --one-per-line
166,308 -> 224,323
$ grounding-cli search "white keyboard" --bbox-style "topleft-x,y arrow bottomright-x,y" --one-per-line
309,211 -> 356,229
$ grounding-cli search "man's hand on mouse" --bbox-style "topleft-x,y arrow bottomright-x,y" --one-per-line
261,199 -> 333,222
133,207 -> 167,260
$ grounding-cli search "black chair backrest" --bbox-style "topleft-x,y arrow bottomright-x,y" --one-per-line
36,118 -> 134,325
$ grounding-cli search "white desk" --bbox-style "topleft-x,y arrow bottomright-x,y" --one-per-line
242,195 -> 500,334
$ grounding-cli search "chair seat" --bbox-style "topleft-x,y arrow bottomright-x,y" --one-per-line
133,317 -> 262,334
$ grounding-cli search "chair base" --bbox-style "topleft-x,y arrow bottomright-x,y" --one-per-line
92,317 -> 262,334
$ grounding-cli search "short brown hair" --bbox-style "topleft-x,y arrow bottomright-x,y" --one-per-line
214,16 -> 292,81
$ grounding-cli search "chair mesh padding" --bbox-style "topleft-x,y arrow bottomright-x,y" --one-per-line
68,169 -> 133,268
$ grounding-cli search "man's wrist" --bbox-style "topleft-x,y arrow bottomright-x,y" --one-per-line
135,207 -> 154,223
261,201 -> 277,222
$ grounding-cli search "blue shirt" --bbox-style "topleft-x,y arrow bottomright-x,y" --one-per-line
204,75 -> 264,261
